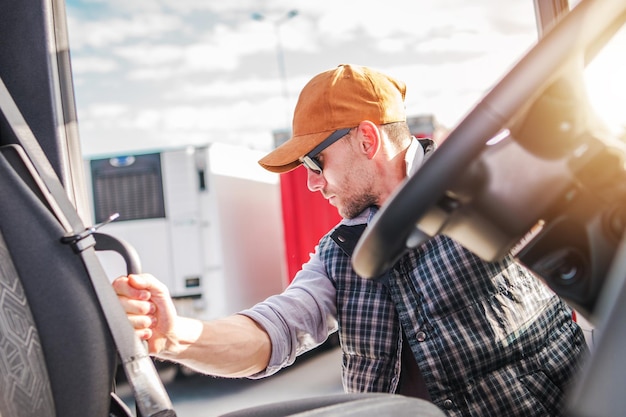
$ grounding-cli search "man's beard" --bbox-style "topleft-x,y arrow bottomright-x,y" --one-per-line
341,192 -> 378,219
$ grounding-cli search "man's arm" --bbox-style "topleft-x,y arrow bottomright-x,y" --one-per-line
113,274 -> 271,377
157,314 -> 271,377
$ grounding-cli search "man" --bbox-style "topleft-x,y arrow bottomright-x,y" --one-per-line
114,64 -> 588,416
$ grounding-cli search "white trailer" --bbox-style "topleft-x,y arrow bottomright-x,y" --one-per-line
84,143 -> 287,320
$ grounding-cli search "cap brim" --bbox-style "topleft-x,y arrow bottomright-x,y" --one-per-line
258,130 -> 333,173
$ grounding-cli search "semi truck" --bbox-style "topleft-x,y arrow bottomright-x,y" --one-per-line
85,143 -> 288,320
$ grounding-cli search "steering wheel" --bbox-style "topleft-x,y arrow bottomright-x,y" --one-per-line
352,0 -> 626,278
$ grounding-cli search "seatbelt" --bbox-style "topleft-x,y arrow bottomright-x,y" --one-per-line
0,77 -> 176,417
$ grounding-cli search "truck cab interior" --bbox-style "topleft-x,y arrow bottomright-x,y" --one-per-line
1,0 -> 625,416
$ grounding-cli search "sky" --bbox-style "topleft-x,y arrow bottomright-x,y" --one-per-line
65,0 -> 541,158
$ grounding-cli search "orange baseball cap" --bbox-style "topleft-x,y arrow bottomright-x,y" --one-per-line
258,64 -> 407,173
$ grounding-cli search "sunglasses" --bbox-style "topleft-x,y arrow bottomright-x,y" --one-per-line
300,128 -> 352,175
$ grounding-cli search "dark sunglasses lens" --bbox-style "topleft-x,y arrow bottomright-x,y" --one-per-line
302,155 -> 322,175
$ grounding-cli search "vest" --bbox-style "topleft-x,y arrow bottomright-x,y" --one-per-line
319,224 -> 588,417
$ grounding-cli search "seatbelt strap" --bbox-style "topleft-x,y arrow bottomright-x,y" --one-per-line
0,77 -> 176,417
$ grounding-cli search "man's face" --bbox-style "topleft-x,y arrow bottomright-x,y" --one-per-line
304,132 -> 378,219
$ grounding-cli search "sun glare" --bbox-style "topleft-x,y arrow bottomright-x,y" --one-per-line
584,24 -> 626,141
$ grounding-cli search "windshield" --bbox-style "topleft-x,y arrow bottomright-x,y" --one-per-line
65,0 -> 538,157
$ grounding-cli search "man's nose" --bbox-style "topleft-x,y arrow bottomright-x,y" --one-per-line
306,168 -> 325,192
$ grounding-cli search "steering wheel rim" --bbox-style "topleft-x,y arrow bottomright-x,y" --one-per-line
352,0 -> 626,278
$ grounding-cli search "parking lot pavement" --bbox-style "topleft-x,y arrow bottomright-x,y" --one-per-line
116,345 -> 344,417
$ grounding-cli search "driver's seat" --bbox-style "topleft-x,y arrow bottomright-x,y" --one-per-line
0,144 -> 120,417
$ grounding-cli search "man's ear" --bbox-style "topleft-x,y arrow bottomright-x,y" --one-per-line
357,120 -> 380,159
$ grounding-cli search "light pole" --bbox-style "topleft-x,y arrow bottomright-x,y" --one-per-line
252,10 -> 298,129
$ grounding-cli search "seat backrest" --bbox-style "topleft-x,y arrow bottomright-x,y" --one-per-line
0,230 -> 55,417
0,146 -> 117,417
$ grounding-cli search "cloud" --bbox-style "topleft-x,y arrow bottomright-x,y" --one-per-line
169,76 -> 282,101
71,56 -> 119,75
67,12 -> 184,49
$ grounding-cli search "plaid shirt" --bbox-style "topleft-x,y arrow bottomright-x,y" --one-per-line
318,222 -> 588,417
242,140 -> 588,415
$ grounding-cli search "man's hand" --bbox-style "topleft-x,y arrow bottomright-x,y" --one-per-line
112,273 -> 178,354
